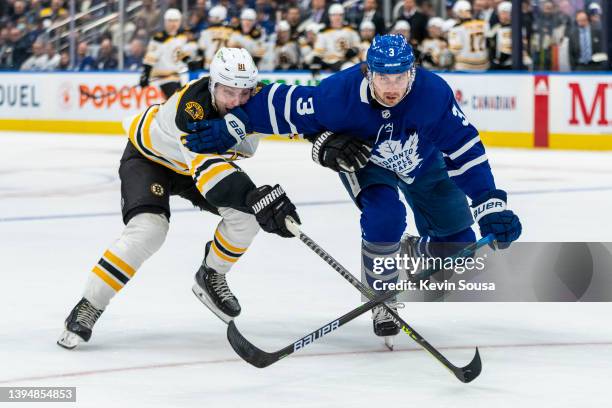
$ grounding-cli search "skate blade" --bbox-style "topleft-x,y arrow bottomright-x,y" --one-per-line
57,330 -> 83,350
192,283 -> 233,324
384,336 -> 394,351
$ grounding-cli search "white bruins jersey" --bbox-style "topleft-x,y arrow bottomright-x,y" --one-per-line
448,19 -> 490,70
313,26 -> 361,64
298,36 -> 316,66
144,30 -> 197,84
228,27 -> 268,61
273,40 -> 300,70
121,77 -> 260,196
419,38 -> 453,69
198,24 -> 235,68
358,39 -> 371,61
488,23 -> 512,66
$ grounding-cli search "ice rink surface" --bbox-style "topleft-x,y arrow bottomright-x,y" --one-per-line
1,132 -> 611,408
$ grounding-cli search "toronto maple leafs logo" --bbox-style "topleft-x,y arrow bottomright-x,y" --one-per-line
371,130 -> 423,182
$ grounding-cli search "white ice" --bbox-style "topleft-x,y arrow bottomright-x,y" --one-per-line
1,132 -> 611,408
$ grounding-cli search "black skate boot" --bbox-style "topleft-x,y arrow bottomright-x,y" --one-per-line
57,297 -> 104,349
372,301 -> 402,350
192,242 -> 241,323
400,233 -> 422,277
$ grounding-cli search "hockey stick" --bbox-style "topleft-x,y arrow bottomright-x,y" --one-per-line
227,233 -> 493,381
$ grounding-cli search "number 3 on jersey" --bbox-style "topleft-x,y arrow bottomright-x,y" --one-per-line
296,97 -> 314,115
452,104 -> 469,126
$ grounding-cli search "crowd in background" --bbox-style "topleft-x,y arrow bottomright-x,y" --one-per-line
0,0 -> 608,72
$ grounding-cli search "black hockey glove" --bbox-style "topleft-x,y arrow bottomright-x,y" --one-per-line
139,64 -> 152,88
305,131 -> 373,173
246,184 -> 301,238
344,48 -> 358,60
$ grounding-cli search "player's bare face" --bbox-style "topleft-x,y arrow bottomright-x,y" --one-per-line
215,84 -> 252,115
372,72 -> 410,106
165,19 -> 180,35
330,14 -> 344,29
241,19 -> 255,33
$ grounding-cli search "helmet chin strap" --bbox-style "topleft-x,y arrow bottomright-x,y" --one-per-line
367,67 -> 417,108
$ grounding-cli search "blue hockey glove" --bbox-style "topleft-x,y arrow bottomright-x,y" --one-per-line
184,107 -> 251,154
471,189 -> 522,249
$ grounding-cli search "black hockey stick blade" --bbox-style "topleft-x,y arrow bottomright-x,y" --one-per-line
452,347 -> 481,383
227,320 -> 283,368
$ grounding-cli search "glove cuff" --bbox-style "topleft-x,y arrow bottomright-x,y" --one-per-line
471,189 -> 507,223
311,131 -> 333,166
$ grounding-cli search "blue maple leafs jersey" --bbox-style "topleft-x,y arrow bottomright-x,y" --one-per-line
243,64 -> 495,199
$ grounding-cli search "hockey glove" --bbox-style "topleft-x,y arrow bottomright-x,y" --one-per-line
246,184 -> 301,238
184,108 -> 251,154
139,64 -> 152,88
306,131 -> 373,173
471,189 -> 522,249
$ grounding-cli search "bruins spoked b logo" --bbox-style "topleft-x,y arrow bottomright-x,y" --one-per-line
150,183 -> 165,197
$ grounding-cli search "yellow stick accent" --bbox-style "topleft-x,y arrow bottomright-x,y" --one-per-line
92,266 -> 123,291
211,241 -> 239,263
196,163 -> 234,192
104,250 -> 136,278
214,230 -> 247,254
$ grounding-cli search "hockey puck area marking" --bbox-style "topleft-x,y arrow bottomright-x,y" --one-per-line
1,341 -> 611,385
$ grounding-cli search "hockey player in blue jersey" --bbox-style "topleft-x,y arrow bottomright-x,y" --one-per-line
184,35 -> 522,343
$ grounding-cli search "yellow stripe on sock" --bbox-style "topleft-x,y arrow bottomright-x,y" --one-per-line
92,265 -> 122,291
103,250 -> 136,278
211,241 -> 239,263
214,230 -> 247,254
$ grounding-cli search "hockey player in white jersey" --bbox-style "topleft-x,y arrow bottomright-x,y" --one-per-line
311,4 -> 361,71
198,6 -> 234,69
57,48 -> 301,350
420,17 -> 454,70
272,21 -> 301,70
358,21 -> 376,61
448,0 -> 490,70
228,8 -> 268,67
487,1 -> 513,70
139,9 -> 198,99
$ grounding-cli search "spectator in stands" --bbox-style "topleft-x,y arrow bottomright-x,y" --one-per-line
298,22 -> 321,69
473,0 -> 495,24
255,0 -> 276,34
19,40 -> 49,71
189,0 -> 208,33
43,42 -> 60,70
74,40 -> 95,71
94,37 -> 118,70
311,4 -> 360,72
391,19 -> 411,42
286,6 -> 303,40
124,38 -> 145,71
569,10 -> 607,71
303,0 -> 328,27
134,0 -> 161,34
39,0 -> 68,24
56,50 -> 70,70
488,1 -> 512,70
10,1 -> 27,25
356,0 -> 385,35
393,0 -> 428,44
0,27 -> 31,70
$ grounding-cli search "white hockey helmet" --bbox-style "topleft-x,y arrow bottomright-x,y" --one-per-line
328,3 -> 345,15
208,5 -> 227,22
164,8 -> 182,21
497,1 -> 512,14
393,20 -> 411,32
240,8 -> 257,20
277,20 -> 291,32
452,0 -> 472,16
209,48 -> 258,90
305,22 -> 324,33
427,16 -> 445,29
359,20 -> 375,32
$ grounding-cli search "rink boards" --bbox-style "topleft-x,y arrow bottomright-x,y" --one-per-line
0,70 -> 610,150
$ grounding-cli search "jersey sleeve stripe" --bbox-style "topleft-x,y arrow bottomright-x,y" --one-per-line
284,85 -> 298,135
446,136 -> 481,161
447,154 -> 488,177
267,83 -> 281,135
